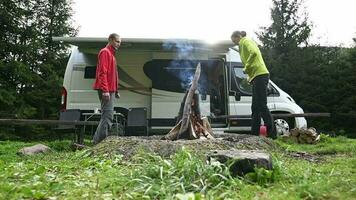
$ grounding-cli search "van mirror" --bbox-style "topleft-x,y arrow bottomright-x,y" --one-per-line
229,91 -> 241,101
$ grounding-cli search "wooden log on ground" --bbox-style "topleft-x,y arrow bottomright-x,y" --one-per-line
287,127 -> 320,144
162,120 -> 183,140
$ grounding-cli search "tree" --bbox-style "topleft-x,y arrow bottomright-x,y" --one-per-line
258,0 -> 356,134
330,40 -> 356,133
257,0 -> 313,101
256,0 -> 312,91
256,0 -> 331,131
257,0 -> 312,55
257,0 -> 312,83
257,0 -> 313,102
0,0 -> 77,120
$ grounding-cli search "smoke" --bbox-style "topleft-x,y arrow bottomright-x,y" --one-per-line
162,40 -> 205,91
163,39 -> 195,60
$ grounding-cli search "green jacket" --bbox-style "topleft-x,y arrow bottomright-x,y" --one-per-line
239,37 -> 269,82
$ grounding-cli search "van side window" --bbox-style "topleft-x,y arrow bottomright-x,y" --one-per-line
267,83 -> 279,96
84,66 -> 96,79
233,67 -> 279,96
233,67 -> 253,95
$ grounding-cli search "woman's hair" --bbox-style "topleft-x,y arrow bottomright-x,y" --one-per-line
231,30 -> 247,38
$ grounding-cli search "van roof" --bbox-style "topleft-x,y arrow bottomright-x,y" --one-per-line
52,37 -> 233,52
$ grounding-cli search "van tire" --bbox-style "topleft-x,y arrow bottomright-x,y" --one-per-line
274,118 -> 289,136
272,112 -> 295,137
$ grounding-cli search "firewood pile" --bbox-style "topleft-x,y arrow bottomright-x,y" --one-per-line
162,63 -> 215,140
283,127 -> 320,144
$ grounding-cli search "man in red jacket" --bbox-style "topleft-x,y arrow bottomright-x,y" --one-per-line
92,33 -> 121,144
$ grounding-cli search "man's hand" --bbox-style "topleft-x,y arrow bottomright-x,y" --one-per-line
102,92 -> 110,101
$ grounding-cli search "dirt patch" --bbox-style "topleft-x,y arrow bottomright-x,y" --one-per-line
90,133 -> 278,159
288,151 -> 324,163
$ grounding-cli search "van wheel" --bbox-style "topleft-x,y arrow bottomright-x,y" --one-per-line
274,118 -> 290,137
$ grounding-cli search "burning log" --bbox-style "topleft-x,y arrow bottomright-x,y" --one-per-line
162,63 -> 215,140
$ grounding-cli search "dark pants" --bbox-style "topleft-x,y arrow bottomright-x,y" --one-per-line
251,74 -> 275,137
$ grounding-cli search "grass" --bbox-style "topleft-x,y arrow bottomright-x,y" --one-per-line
0,134 -> 355,199
275,134 -> 356,155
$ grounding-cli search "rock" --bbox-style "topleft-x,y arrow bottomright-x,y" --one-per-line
17,144 -> 51,156
207,150 -> 273,177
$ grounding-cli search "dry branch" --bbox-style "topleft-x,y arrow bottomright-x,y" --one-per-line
178,63 -> 201,138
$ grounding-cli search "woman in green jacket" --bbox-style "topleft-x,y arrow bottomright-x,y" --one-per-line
231,31 -> 276,138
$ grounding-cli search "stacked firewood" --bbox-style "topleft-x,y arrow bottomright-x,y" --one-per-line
162,63 -> 215,140
284,127 -> 320,144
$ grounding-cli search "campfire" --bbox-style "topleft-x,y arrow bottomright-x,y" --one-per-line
162,63 -> 215,140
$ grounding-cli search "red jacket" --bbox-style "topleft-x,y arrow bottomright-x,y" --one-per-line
93,45 -> 119,92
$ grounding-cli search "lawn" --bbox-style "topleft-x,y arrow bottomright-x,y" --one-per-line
0,134 -> 355,200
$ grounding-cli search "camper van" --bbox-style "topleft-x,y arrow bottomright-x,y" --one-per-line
54,37 -> 307,135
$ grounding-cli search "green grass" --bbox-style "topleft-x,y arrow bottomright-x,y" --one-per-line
275,134 -> 356,155
0,135 -> 355,199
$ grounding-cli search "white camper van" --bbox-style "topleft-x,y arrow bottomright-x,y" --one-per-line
54,37 -> 307,135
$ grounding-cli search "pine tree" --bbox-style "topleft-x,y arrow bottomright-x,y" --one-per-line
0,0 -> 77,119
256,0 -> 312,98
257,0 -> 312,55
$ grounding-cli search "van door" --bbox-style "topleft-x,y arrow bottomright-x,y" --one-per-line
204,59 -> 228,128
228,63 -> 252,128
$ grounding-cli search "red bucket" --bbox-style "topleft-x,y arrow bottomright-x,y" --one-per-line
259,125 -> 267,137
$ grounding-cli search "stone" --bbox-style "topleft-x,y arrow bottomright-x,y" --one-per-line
17,144 -> 51,156
207,150 -> 273,177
